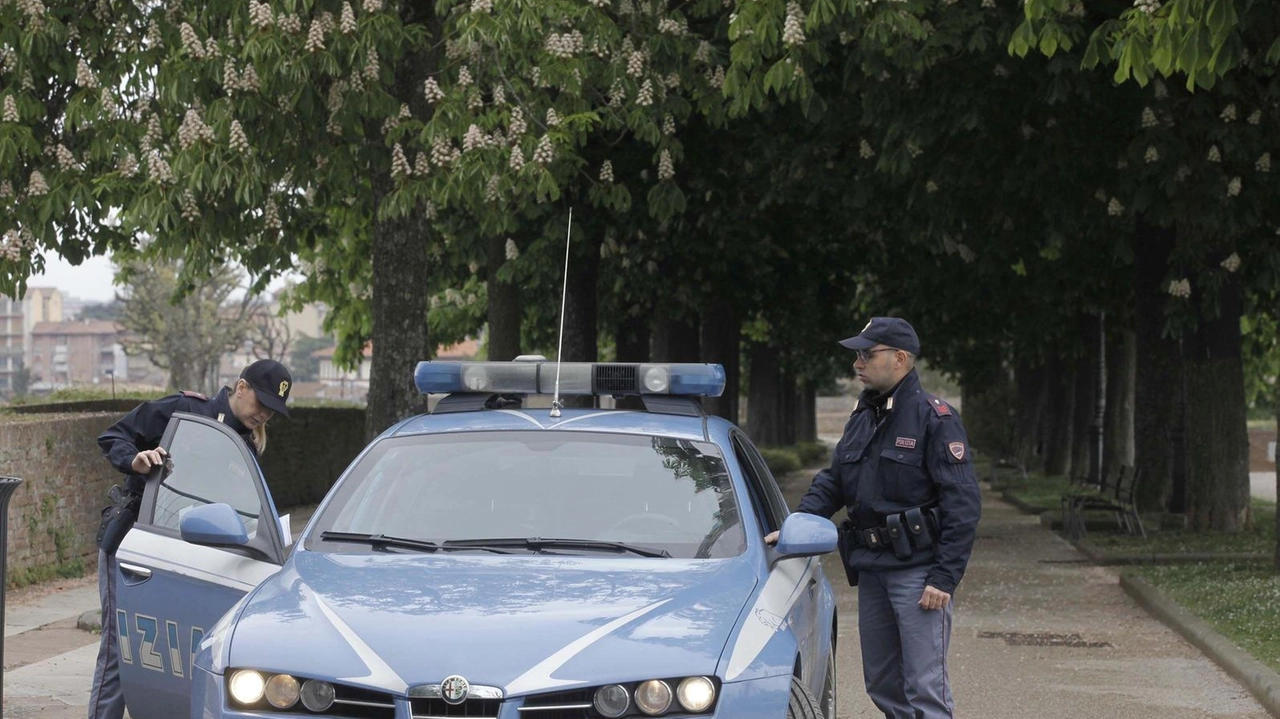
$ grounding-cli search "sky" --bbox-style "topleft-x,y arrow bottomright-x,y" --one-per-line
29,252 -> 119,303
27,251 -> 299,305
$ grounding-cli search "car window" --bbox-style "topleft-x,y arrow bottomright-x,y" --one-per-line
147,419 -> 263,538
730,433 -> 787,534
308,431 -> 746,559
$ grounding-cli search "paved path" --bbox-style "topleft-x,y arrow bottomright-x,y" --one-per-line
1,488 -> 1272,718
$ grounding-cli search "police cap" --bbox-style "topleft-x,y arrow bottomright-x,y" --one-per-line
838,317 -> 921,356
240,359 -> 293,418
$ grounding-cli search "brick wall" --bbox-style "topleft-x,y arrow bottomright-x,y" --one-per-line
0,406 -> 367,582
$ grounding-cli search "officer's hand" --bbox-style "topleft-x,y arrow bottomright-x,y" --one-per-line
763,531 -> 779,546
919,585 -> 951,611
131,448 -> 169,474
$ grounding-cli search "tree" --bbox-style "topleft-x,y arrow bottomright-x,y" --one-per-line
116,259 -> 260,392
290,334 -> 335,382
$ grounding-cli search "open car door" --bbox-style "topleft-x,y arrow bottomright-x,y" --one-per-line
114,412 -> 289,719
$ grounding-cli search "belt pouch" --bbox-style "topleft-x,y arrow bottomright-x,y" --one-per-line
885,514 -> 912,560
905,507 -> 932,549
836,520 -> 859,586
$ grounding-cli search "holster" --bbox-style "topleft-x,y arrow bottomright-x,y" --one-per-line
905,507 -> 932,550
96,485 -> 141,555
835,519 -> 859,587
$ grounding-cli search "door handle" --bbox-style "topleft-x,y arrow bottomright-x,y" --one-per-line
119,562 -> 152,580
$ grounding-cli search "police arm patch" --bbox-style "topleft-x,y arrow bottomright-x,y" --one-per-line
948,442 -> 966,461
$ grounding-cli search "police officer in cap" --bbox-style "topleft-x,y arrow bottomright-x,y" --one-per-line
768,318 -> 981,719
88,359 -> 293,719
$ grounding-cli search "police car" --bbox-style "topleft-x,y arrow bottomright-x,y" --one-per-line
112,360 -> 839,719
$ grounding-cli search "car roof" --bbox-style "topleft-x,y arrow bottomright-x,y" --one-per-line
389,407 -> 716,442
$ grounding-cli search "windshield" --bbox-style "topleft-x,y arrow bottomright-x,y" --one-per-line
307,431 -> 745,559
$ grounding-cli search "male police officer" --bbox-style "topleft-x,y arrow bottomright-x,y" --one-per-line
89,359 -> 292,719
774,318 -> 981,719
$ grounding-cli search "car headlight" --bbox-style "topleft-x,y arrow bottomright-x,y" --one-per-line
677,677 -> 716,712
265,674 -> 300,709
593,684 -> 630,718
300,679 -> 336,712
634,679 -> 673,715
228,669 -> 265,705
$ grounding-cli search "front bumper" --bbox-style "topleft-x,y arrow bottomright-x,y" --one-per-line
191,667 -> 793,719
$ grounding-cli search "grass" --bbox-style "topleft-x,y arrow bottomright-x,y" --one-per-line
988,467 -> 1076,512
1131,561 -> 1280,675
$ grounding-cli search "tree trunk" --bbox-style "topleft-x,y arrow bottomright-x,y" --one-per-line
615,311 -> 649,363
1133,218 -> 1184,511
1070,315 -> 1103,483
1102,324 -> 1136,480
560,233 -> 600,365
1013,359 -> 1048,470
796,379 -> 817,443
1275,406 -> 1280,572
486,234 -> 521,361
652,315 -> 700,362
1182,251 -> 1251,531
699,299 -> 740,424
779,364 -> 797,445
365,18 -> 438,441
1042,357 -> 1076,478
367,211 -> 432,441
747,344 -> 781,445
961,371 -> 1016,461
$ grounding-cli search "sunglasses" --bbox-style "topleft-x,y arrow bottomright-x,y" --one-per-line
854,347 -> 898,363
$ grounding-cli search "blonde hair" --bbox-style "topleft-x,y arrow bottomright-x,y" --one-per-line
252,425 -> 267,455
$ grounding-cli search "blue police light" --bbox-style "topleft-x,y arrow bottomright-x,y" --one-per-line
413,361 -> 725,397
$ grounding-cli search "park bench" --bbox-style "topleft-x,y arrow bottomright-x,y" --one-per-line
1064,464 -> 1145,540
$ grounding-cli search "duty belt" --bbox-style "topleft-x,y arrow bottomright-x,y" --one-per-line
847,505 -> 941,560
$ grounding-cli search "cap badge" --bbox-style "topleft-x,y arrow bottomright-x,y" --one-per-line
278,380 -> 290,397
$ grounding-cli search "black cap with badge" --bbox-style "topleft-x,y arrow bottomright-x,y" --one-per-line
838,317 -> 921,355
240,359 -> 293,418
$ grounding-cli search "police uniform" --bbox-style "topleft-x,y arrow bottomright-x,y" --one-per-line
795,319 -> 981,719
88,359 -> 292,719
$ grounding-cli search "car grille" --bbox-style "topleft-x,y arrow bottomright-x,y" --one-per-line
410,697 -> 502,719
593,364 -> 638,393
515,689 -> 594,719
329,684 -> 398,719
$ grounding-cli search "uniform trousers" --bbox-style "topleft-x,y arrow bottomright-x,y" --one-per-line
88,550 -> 126,719
858,563 -> 954,719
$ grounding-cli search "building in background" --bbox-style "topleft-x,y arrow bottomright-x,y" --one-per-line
311,338 -> 479,404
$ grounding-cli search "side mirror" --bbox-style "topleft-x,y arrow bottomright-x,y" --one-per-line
774,513 -> 838,558
180,503 -> 250,547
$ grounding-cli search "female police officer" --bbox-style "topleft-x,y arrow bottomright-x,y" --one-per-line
88,359 -> 292,719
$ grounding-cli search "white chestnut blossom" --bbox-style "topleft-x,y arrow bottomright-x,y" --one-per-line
657,149 -> 674,180
340,2 -> 357,33
76,58 -> 99,87
1220,253 -> 1241,273
305,19 -> 326,52
509,106 -> 527,136
1141,107 -> 1158,128
363,0 -> 382,12
636,78 -> 654,106
1167,278 -> 1191,298
599,160 -> 614,183
180,189 -> 200,221
1134,0 -> 1160,15
782,2 -> 805,47
663,114 -> 675,136
1107,197 -> 1124,216
28,169 -> 49,195
391,143 -> 411,178
229,120 -> 250,154
508,146 -> 525,172
178,108 -> 214,149
1220,104 -> 1237,122
248,0 -> 274,28
532,135 -> 555,165
423,77 -> 444,102
1144,146 -> 1159,163
505,238 -> 519,260
2,96 -> 17,123
1207,145 -> 1221,162
1226,176 -> 1242,197
859,139 -> 875,159
147,152 -> 174,183
626,51 -> 645,77
458,66 -> 473,87
414,152 -> 430,176
462,124 -> 486,152
1248,109 -> 1262,125
1256,153 -> 1271,173
546,108 -> 560,127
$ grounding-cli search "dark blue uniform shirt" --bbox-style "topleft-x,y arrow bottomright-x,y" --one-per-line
98,387 -> 256,494
797,369 -> 982,594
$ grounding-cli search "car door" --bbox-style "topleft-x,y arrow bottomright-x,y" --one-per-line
731,431 -> 823,688
114,412 -> 288,719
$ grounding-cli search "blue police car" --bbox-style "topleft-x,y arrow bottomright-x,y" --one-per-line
111,360 -> 839,719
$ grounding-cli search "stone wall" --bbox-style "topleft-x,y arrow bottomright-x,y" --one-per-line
0,406 -> 367,583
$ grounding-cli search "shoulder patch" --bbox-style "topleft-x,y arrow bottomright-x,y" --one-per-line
180,390 -> 208,401
928,396 -> 952,417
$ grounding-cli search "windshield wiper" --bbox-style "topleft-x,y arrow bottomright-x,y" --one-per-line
442,537 -> 671,558
319,531 -> 439,553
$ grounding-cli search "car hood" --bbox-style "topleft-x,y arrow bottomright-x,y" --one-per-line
227,551 -> 759,696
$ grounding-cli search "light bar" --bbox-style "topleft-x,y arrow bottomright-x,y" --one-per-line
413,361 -> 726,397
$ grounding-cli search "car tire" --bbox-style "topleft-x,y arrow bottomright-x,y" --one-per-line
787,675 -> 823,719
820,646 -> 837,719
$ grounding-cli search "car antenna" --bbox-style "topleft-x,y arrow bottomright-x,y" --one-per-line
549,207 -> 573,418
